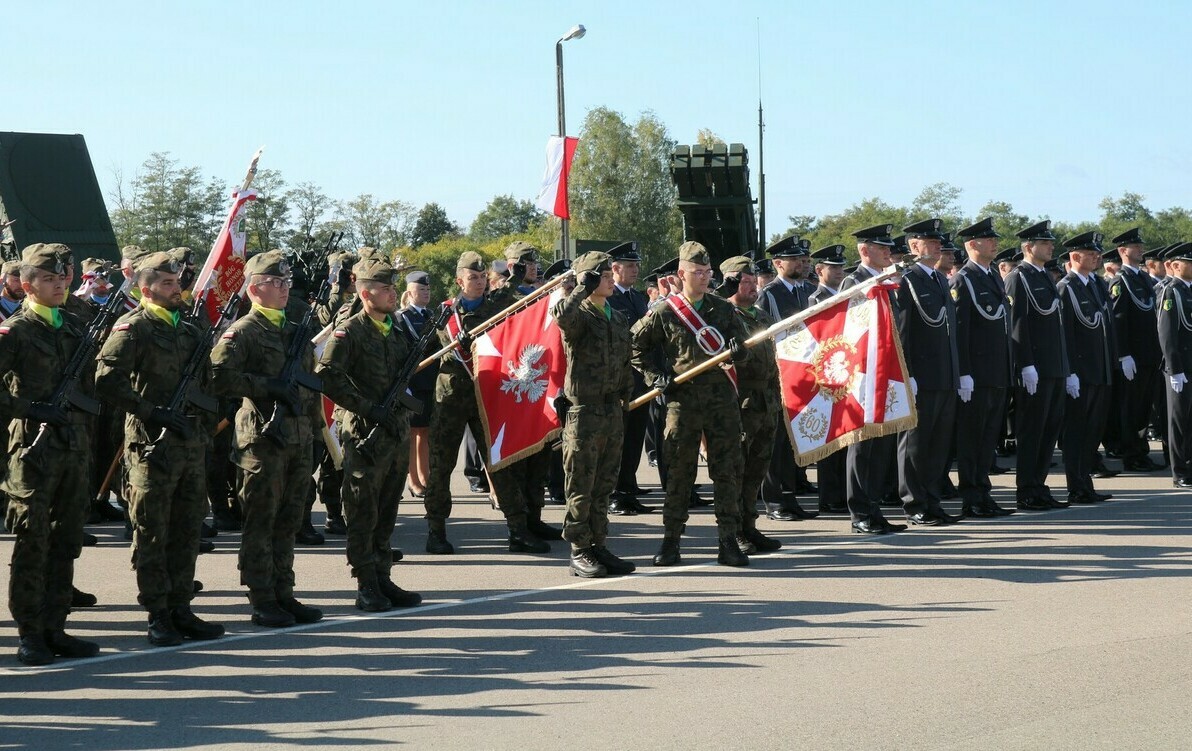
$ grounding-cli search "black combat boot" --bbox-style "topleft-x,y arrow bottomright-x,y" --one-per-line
593,545 -> 636,575
170,606 -> 225,640
652,536 -> 681,566
71,587 -> 98,607
526,507 -> 563,540
376,574 -> 422,608
426,528 -> 455,555
17,631 -> 54,666
212,506 -> 242,531
148,609 -> 184,646
295,519 -> 325,546
355,571 -> 392,612
92,497 -> 125,522
324,503 -> 347,536
742,527 -> 782,553
277,597 -> 323,624
717,535 -> 750,567
570,547 -> 607,578
250,592 -> 297,628
508,528 -> 550,554
44,628 -> 99,658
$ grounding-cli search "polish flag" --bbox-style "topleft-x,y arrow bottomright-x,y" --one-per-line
535,136 -> 579,219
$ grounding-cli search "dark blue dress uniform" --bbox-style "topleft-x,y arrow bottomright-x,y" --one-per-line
607,242 -> 652,506
894,219 -> 960,524
1006,221 -> 1070,509
1157,244 -> 1192,486
951,220 -> 1014,517
1056,234 -> 1116,502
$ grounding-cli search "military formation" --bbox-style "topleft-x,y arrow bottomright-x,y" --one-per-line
1,217 -> 1187,666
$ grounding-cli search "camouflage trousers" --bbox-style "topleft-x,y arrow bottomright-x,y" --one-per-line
662,383 -> 744,538
126,442 -> 208,612
233,437 -> 311,601
423,373 -> 527,533
561,404 -> 623,549
738,399 -> 777,529
339,424 -> 409,578
3,447 -> 90,633
488,449 -> 548,534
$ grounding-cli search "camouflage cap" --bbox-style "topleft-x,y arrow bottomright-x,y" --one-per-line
719,255 -> 756,276
245,250 -> 291,278
121,244 -> 152,264
21,243 -> 67,274
678,241 -> 711,266
167,246 -> 196,266
48,243 -> 76,267
573,251 -> 612,275
2,260 -> 21,276
457,251 -> 486,272
81,257 -> 110,275
353,258 -> 400,285
137,252 -> 183,275
503,240 -> 539,264
356,246 -> 383,261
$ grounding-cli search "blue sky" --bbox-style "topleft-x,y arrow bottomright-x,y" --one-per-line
7,0 -> 1190,233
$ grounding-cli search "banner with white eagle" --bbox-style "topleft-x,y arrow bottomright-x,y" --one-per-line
472,288 -> 568,471
776,283 -> 916,465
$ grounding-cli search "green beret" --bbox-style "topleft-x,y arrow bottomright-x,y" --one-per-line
2,260 -> 21,276
245,250 -> 291,278
719,256 -> 756,276
503,240 -> 539,264
121,244 -> 151,263
573,251 -> 612,275
21,243 -> 67,274
138,252 -> 183,275
678,241 -> 711,265
457,251 -> 486,272
353,258 -> 400,285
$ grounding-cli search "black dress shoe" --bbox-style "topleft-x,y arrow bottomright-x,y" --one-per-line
17,634 -> 54,666
818,501 -> 848,513
92,499 -> 126,522
988,463 -> 1008,475
82,533 -> 97,547
766,507 -> 797,522
593,545 -> 636,574
791,505 -> 819,520
795,480 -> 818,494
212,509 -> 242,532
653,538 -> 681,566
1044,496 -> 1071,509
170,607 -> 225,640
72,587 -> 98,608
991,503 -> 1016,516
148,609 -> 184,646
1016,497 -> 1051,511
1123,457 -> 1162,472
966,504 -> 999,518
295,523 -> 325,546
930,509 -> 962,524
392,548 -> 404,562
622,484 -> 653,496
570,547 -> 608,578
467,477 -> 489,494
742,528 -> 782,552
197,539 -> 214,554
877,518 -> 908,532
851,519 -> 888,535
608,497 -> 637,516
44,629 -> 100,658
1093,466 -> 1120,479
717,536 -> 750,567
426,531 -> 455,554
277,597 -> 323,623
1174,478 -> 1192,489
201,521 -> 217,539
508,531 -> 550,554
1067,493 -> 1095,505
325,515 -> 348,536
878,493 -> 902,508
907,512 -> 947,526
688,489 -> 710,508
623,496 -> 655,514
1090,491 -> 1112,502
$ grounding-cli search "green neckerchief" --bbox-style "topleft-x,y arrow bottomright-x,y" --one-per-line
736,304 -> 758,319
369,314 -> 393,337
252,303 -> 286,329
142,298 -> 180,327
687,295 -> 704,312
27,300 -> 62,329
129,286 -> 143,303
602,302 -> 612,320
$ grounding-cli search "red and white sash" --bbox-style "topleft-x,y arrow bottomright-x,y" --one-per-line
442,301 -> 474,376
664,294 -> 737,391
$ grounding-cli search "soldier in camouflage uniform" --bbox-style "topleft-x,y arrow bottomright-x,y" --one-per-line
210,251 -> 324,628
0,243 -> 100,665
551,251 -> 636,578
423,246 -> 547,554
630,241 -> 751,568
95,252 -> 225,646
317,257 -> 423,611
718,256 -> 783,555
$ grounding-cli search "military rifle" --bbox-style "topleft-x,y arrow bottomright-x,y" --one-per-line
141,292 -> 241,469
20,290 -> 129,469
356,305 -> 450,460
259,251 -> 333,447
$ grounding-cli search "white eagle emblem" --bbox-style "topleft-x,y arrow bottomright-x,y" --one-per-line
501,344 -> 549,403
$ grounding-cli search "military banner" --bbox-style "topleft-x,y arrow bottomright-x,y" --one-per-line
472,289 -> 567,471
192,148 -> 262,326
776,282 -> 916,465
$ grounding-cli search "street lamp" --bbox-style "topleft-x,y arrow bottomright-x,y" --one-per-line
556,23 -> 585,260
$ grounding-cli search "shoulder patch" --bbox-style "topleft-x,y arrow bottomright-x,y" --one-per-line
114,323 -> 132,331
221,331 -> 236,340
333,330 -> 347,339
1164,298 -> 1173,311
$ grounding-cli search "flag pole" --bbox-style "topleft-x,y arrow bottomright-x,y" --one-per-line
413,270 -> 576,373
628,266 -> 904,411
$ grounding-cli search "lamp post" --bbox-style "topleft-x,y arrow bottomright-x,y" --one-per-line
556,23 -> 585,260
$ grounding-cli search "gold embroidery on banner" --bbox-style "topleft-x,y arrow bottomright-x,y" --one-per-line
797,407 -> 829,443
810,335 -> 861,402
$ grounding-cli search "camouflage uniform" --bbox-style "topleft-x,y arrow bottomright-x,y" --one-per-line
631,243 -> 749,547
0,246 -> 94,648
552,254 -> 632,551
210,252 -> 322,609
95,265 -> 213,615
729,300 -> 779,532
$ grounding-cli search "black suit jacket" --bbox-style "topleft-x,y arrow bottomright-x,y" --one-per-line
895,263 -> 959,390
950,261 -> 1011,388
1158,280 -> 1192,376
1057,273 -> 1114,385
759,278 -> 807,321
1006,263 -> 1069,378
609,286 -> 649,392
1108,266 -> 1161,369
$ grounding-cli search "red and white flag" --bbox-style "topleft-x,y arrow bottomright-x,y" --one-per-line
535,135 -> 579,219
192,188 -> 257,326
776,284 -> 916,465
472,289 -> 567,471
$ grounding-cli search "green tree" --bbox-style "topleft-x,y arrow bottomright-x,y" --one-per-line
242,168 -> 290,253
974,200 -> 1030,247
568,106 -> 684,271
108,152 -> 226,255
909,182 -> 965,229
409,202 -> 460,248
336,194 -> 414,250
695,128 -> 725,148
797,197 -> 910,262
470,194 -> 546,240
285,181 -> 332,250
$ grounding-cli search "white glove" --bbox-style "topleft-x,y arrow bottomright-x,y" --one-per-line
958,374 -> 973,403
1021,365 -> 1039,396
1120,355 -> 1137,381
1066,373 -> 1081,399
1171,373 -> 1187,393
909,377 -> 918,400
